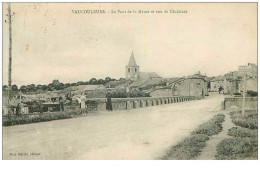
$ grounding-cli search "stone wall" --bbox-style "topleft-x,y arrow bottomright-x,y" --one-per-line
177,79 -> 208,99
82,96 -> 196,111
223,97 -> 258,110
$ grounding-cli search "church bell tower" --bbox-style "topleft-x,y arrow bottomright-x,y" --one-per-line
126,51 -> 139,80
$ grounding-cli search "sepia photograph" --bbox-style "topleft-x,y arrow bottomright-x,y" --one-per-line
1,2 -> 258,160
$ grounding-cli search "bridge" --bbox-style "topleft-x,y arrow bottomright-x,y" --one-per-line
3,93 -> 224,160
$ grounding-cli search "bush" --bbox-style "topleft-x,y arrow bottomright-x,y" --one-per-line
111,91 -> 127,98
247,90 -> 258,97
215,137 -> 258,160
230,111 -> 258,129
228,127 -> 257,138
128,90 -> 150,98
216,110 -> 258,160
3,109 -> 87,126
191,114 -> 225,136
162,134 -> 210,160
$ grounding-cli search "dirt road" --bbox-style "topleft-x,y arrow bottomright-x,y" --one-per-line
3,93 -> 225,160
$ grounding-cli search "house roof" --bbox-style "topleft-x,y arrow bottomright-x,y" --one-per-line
166,77 -> 185,84
130,78 -> 163,89
66,85 -> 105,92
127,51 -> 138,67
210,76 -> 225,82
105,80 -> 132,88
139,72 -> 161,80
187,73 -> 207,81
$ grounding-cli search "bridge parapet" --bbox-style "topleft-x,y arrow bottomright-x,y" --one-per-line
82,96 -> 196,111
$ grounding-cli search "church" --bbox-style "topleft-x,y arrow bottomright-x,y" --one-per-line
105,51 -> 163,91
125,51 -> 162,81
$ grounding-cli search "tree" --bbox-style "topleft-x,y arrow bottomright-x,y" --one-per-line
20,85 -> 27,93
71,83 -> 77,86
36,85 -> 42,90
52,79 -> 60,86
27,84 -> 36,92
41,85 -> 48,91
104,77 -> 112,83
77,81 -> 84,85
2,85 -> 8,91
97,79 -> 105,85
89,78 -> 98,85
65,83 -> 71,88
12,84 -> 18,91
58,83 -> 65,90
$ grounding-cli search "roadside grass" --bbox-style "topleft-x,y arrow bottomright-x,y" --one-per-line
215,137 -> 257,160
3,109 -> 88,126
162,114 -> 225,160
162,134 -> 209,160
191,114 -> 225,136
230,110 -> 257,129
216,110 -> 258,160
228,127 -> 257,138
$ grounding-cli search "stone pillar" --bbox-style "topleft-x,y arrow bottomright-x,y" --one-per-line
165,99 -> 168,104
152,100 -> 156,106
133,101 -> 137,109
140,100 -> 146,107
126,101 -> 132,109
146,100 -> 151,107
157,99 -> 161,105
161,99 -> 165,105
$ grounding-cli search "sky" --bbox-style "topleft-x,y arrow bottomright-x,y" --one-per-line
2,3 -> 257,86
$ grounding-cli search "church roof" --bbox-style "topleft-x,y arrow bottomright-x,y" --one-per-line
139,72 -> 161,80
127,51 -> 138,67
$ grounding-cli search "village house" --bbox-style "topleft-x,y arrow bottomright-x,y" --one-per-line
170,73 -> 208,99
65,84 -> 106,98
209,76 -> 225,92
238,63 -> 257,78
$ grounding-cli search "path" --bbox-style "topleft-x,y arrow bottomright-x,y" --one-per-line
3,93 -> 225,160
196,111 -> 236,160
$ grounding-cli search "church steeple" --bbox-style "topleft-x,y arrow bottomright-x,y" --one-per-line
127,50 -> 138,67
125,51 -> 140,80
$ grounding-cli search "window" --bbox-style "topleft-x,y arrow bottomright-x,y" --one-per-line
128,68 -> 130,72
135,68 -> 137,72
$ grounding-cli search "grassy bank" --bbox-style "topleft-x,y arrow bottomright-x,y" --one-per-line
3,109 -> 88,126
191,114 -> 225,136
162,134 -> 209,160
162,114 -> 225,160
216,110 -> 258,160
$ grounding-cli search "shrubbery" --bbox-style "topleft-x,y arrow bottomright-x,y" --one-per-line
111,90 -> 150,98
216,110 -> 258,160
128,90 -> 150,98
247,90 -> 258,97
162,134 -> 210,160
111,91 -> 128,98
230,111 -> 258,129
215,137 -> 258,160
163,114 -> 226,160
3,109 -> 87,126
191,114 -> 225,136
228,127 -> 257,138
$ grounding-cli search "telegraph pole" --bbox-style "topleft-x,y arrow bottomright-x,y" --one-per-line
8,3 -> 12,103
242,74 -> 246,118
